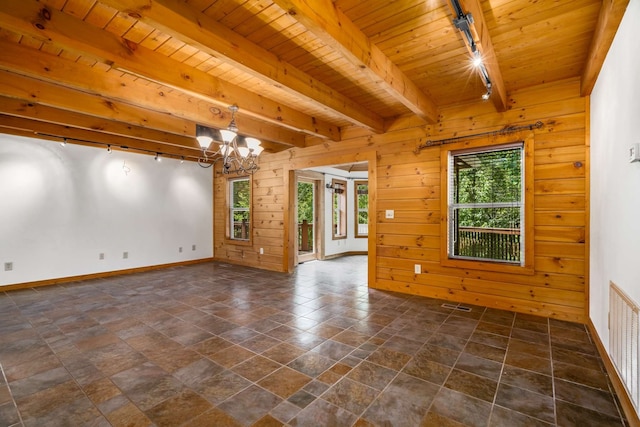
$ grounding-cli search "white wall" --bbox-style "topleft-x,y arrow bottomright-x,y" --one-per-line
590,0 -> 640,350
0,135 -> 213,286
313,167 -> 368,256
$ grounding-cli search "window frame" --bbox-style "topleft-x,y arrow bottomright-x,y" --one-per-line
227,176 -> 252,244
354,180 -> 369,238
331,178 -> 347,240
440,135 -> 534,274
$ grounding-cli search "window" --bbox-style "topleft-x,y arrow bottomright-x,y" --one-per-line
230,177 -> 250,241
448,143 -> 524,264
354,181 -> 368,237
331,179 -> 347,239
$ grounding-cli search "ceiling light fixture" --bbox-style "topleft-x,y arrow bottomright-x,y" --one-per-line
450,0 -> 492,100
154,153 -> 161,162
60,138 -> 67,147
196,105 -> 263,174
107,145 -> 112,154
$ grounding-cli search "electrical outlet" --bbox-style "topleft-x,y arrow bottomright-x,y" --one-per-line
4,262 -> 13,271
414,264 -> 421,274
259,248 -> 264,255
179,247 -> 183,253
123,251 -> 128,259
385,210 -> 394,219
192,244 -> 196,251
99,253 -> 105,260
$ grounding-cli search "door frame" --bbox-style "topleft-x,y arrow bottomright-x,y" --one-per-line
295,171 -> 324,264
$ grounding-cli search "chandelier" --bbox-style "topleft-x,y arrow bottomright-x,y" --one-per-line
196,105 -> 263,174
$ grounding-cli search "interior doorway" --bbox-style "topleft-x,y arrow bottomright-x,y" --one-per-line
295,171 -> 323,264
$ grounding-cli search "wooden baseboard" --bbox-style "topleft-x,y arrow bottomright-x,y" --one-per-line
322,251 -> 368,260
587,319 -> 640,427
0,258 -> 214,292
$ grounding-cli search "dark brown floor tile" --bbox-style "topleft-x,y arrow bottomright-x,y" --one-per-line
475,320 -> 512,337
262,342 -> 306,365
219,326 -> 259,344
420,411 -> 467,427
556,400 -> 623,427
288,389 -> 316,408
322,377 -> 378,416
361,373 -> 439,427
83,377 -> 122,405
289,398 -> 357,426
430,387 -> 492,427
489,405 -> 553,426
286,331 -> 325,350
500,365 -> 553,396
511,328 -> 549,345
348,360 -> 397,390
287,352 -> 335,377
382,335 -> 424,355
505,350 -> 552,375
303,379 -> 330,396
0,401 -> 20,427
427,332 -> 468,351
464,340 -> 506,363
316,369 -> 342,385
145,389 -> 211,426
311,339 -> 355,361
148,347 -> 202,374
509,338 -> 550,359
412,344 -> 460,367
554,378 -> 619,417
455,352 -> 503,380
271,400 -> 302,423
173,357 -> 225,387
403,355 -> 451,385
550,324 -> 590,343
495,383 -> 555,423
110,363 -> 185,411
437,323 -> 475,339
106,401 -> 154,427
553,361 -> 610,390
331,329 -> 370,346
218,385 -> 282,426
552,347 -> 602,371
4,352 -> 63,382
207,344 -> 256,368
14,380 -> 86,422
253,414 -> 284,426
551,335 -> 598,355
194,370 -> 251,404
9,366 -> 72,400
231,355 -> 280,382
444,369 -> 498,402
514,318 -> 549,334
259,366 -> 312,399
366,346 -> 411,370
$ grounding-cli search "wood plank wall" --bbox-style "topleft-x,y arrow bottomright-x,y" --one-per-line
213,77 -> 588,323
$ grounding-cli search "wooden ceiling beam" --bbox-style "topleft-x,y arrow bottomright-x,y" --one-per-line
0,39 -> 304,148
96,0 -> 385,132
0,96 -> 198,149
581,0 -> 630,96
0,115 -> 204,160
271,0 -> 438,124
449,0 -> 508,112
0,70 -> 195,136
0,0 -> 319,145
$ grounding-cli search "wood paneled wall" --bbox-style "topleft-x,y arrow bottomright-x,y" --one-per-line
213,77 -> 588,322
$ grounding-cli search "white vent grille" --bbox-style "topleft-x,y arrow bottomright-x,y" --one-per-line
609,281 -> 639,410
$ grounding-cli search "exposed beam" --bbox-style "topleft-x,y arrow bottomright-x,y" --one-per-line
449,0 -> 508,112
581,0 -> 630,96
0,96 -> 197,149
0,70 -> 194,136
271,0 -> 438,124
0,1 -> 315,146
0,39 -> 304,147
96,0 -> 385,132
0,115 -> 203,160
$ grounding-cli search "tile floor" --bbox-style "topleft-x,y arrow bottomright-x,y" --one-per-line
0,256 -> 629,426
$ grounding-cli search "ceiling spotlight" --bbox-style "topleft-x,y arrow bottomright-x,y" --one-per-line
180,156 -> 185,164
154,153 -> 161,162
472,52 -> 483,68
482,83 -> 493,100
60,138 -> 67,147
107,145 -> 112,154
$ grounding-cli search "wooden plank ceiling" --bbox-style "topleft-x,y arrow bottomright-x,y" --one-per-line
0,0 -> 604,160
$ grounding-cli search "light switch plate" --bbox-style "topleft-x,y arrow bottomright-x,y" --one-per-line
385,209 -> 394,219
630,144 -> 640,163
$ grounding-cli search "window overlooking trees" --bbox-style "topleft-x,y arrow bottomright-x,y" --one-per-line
354,181 -> 368,237
230,177 -> 250,241
331,179 -> 347,239
448,143 -> 524,264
